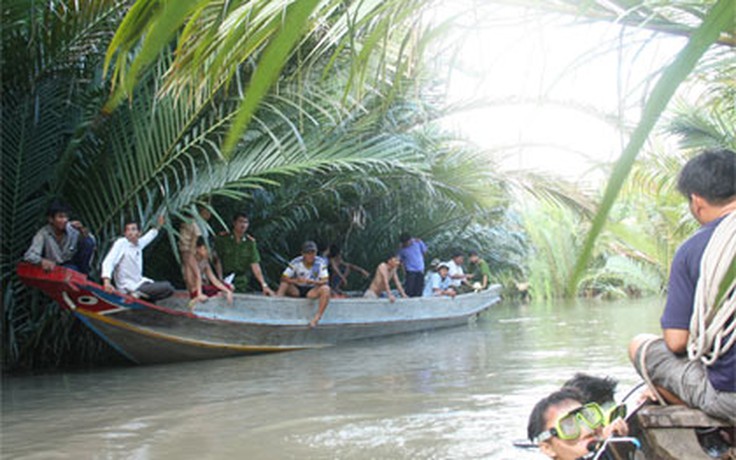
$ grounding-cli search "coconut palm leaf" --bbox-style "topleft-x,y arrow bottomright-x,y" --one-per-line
567,0 -> 734,297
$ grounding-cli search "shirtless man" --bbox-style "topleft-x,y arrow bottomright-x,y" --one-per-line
363,254 -> 408,302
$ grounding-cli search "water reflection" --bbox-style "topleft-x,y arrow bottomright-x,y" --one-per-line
2,297 -> 662,459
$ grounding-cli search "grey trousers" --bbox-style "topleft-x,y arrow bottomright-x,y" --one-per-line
137,281 -> 175,302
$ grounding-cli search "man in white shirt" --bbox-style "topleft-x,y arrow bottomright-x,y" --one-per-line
445,251 -> 473,290
101,215 -> 174,301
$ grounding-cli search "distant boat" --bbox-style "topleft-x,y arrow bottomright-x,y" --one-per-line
17,262 -> 502,365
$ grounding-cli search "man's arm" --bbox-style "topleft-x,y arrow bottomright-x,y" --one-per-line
23,230 -> 46,265
392,270 -> 408,298
101,239 -> 124,292
663,328 -> 689,354
251,262 -> 274,296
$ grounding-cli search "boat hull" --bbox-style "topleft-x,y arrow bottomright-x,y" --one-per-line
18,263 -> 501,364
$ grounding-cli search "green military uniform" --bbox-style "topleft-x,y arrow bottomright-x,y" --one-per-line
470,258 -> 492,285
214,233 -> 261,292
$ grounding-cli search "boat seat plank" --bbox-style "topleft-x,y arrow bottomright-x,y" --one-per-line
637,405 -> 731,428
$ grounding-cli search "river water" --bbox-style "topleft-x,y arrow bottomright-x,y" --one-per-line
2,297 -> 663,459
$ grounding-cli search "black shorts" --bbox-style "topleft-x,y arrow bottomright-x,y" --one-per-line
297,285 -> 312,298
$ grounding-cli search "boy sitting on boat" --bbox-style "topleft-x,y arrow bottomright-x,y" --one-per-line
190,236 -> 233,309
276,241 -> 331,327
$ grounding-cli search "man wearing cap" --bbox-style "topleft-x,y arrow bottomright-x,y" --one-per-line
276,241 -> 331,327
422,262 -> 456,298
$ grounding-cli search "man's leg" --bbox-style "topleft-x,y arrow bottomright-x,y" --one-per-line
404,271 -> 421,297
137,281 -> 175,302
276,281 -> 299,297
307,285 -> 330,327
630,335 -> 736,423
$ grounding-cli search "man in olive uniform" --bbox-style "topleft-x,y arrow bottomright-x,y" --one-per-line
214,212 -> 274,295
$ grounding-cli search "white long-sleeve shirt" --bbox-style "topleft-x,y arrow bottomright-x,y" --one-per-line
101,229 -> 158,293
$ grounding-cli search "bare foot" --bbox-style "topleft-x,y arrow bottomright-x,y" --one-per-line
309,317 -> 320,328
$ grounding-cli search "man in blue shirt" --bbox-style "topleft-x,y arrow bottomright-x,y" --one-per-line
398,233 -> 427,297
628,149 -> 735,423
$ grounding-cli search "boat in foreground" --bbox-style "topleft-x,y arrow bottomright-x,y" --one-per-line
17,262 -> 501,365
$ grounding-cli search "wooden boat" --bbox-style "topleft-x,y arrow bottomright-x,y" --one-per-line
17,262 -> 502,365
629,405 -> 734,460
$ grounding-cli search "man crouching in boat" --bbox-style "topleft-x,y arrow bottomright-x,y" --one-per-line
628,149 -> 736,424
363,254 -> 408,302
101,215 -> 174,302
528,387 -> 629,460
276,241 -> 330,327
23,201 -> 96,275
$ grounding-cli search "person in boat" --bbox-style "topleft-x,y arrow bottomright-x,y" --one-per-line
363,254 -> 408,302
398,232 -> 427,297
468,251 -> 492,290
528,387 -> 629,460
276,241 -> 331,327
179,204 -> 212,300
101,215 -> 174,301
326,243 -> 369,296
422,262 -> 456,298
445,251 -> 474,293
213,211 -> 274,296
23,200 -> 96,275
628,149 -> 736,424
190,236 -> 233,309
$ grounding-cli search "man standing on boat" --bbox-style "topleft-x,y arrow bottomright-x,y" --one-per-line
398,233 -> 427,297
101,215 -> 174,302
214,212 -> 274,296
628,149 -> 736,424
23,201 -> 96,275
276,241 -> 331,327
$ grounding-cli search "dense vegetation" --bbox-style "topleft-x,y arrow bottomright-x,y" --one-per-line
1,0 -> 733,370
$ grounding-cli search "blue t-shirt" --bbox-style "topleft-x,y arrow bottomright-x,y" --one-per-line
661,215 -> 734,392
422,272 -> 451,297
398,239 -> 427,272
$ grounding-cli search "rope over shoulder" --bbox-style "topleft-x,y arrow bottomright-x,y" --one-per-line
688,211 -> 736,365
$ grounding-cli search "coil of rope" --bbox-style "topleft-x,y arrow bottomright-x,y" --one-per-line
688,211 -> 736,365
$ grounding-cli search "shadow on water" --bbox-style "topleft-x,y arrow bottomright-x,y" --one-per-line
1,297 -> 663,459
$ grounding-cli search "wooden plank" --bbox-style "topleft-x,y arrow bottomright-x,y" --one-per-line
637,405 -> 731,428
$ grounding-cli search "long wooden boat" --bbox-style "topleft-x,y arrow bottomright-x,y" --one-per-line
17,262 -> 502,365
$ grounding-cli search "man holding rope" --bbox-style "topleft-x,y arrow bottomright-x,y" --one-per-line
628,149 -> 736,423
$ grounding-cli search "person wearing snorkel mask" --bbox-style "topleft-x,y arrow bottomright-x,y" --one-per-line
527,388 -> 629,460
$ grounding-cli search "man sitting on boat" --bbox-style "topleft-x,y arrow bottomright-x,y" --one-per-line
276,241 -> 331,327
628,149 -> 736,424
101,215 -> 174,302
422,263 -> 456,298
214,211 -> 274,296
468,251 -> 492,290
23,201 -> 96,275
445,251 -> 474,293
527,387 -> 629,460
363,254 -> 408,302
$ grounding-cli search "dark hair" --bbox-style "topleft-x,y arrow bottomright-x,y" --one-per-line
562,373 -> 617,406
527,387 -> 584,442
328,244 -> 341,257
677,149 -> 736,205
195,236 -> 206,248
469,250 -> 479,257
386,253 -> 400,261
399,233 -> 411,244
452,250 -> 464,258
123,220 -> 139,229
232,211 -> 249,223
47,200 -> 71,218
